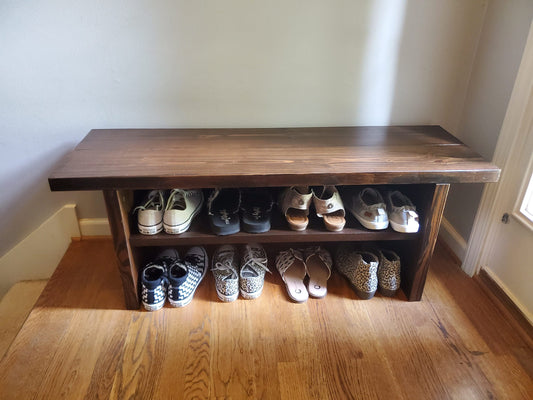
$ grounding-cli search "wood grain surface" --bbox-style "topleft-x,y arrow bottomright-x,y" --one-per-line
48,126 -> 500,191
0,239 -> 530,399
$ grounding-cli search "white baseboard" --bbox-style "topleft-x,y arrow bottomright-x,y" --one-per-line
481,267 -> 533,326
0,204 -> 80,299
79,218 -> 111,237
438,217 -> 467,262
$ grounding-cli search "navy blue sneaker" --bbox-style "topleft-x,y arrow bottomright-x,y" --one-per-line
140,248 -> 179,311
168,246 -> 208,307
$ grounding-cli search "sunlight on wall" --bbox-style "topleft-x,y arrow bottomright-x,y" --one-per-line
358,0 -> 406,125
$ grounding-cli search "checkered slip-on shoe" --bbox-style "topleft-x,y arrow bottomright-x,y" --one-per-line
168,246 -> 208,307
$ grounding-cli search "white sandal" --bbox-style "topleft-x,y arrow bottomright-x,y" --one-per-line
304,246 -> 332,298
313,186 -> 346,231
275,249 -> 308,302
278,186 -> 313,231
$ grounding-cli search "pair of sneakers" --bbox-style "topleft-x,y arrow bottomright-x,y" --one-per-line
347,188 -> 419,233
279,186 -> 346,232
334,245 -> 401,300
135,189 -> 204,235
140,247 -> 208,311
207,188 -> 274,235
211,243 -> 271,301
275,246 -> 333,302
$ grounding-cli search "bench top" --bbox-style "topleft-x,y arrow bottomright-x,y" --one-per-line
48,125 -> 500,190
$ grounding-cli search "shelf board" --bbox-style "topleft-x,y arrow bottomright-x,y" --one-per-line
129,213 -> 417,247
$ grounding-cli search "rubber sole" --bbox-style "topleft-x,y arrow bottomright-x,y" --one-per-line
138,222 -> 163,235
351,212 -> 389,230
389,220 -> 419,233
240,287 -> 263,300
216,289 -> 239,302
142,299 -> 165,311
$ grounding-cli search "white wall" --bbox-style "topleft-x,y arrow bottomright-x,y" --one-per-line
0,0 -> 488,261
445,0 -> 533,241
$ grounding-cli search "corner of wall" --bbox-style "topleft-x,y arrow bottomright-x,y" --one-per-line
0,204 -> 80,299
438,217 -> 467,262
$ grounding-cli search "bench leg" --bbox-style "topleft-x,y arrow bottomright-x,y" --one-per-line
103,190 -> 140,310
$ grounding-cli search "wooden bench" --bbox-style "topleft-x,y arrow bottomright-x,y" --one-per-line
49,126 -> 500,309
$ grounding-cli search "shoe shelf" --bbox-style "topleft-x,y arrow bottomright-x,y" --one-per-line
128,198 -> 418,247
48,126 -> 500,309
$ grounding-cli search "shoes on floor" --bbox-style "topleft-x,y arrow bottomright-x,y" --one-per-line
212,245 -> 240,302
167,246 -> 208,307
376,248 -> 401,297
304,246 -> 332,298
240,189 -> 274,233
335,245 -> 378,300
313,186 -> 346,232
276,248 -> 308,302
140,248 -> 178,311
163,189 -> 204,234
385,190 -> 419,233
239,243 -> 270,299
135,190 -> 165,235
207,189 -> 241,235
279,186 -> 313,231
347,187 -> 389,230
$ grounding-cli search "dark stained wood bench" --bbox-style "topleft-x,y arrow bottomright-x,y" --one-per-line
49,126 -> 500,309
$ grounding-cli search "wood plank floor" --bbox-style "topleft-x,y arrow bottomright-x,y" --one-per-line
0,239 -> 531,399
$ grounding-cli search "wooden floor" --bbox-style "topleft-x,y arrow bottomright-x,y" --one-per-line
0,239 -> 531,399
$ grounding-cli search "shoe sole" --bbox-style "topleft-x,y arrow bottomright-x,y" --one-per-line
339,272 -> 376,300
240,287 -> 263,300
138,222 -> 163,235
379,286 -> 399,297
389,220 -> 419,233
351,212 -> 389,230
142,299 -> 165,311
163,204 -> 203,234
216,289 -> 239,302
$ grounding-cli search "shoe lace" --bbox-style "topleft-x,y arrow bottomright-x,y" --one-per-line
241,248 -> 270,275
184,253 -> 202,267
166,189 -> 187,211
212,249 -> 237,280
133,191 -> 163,213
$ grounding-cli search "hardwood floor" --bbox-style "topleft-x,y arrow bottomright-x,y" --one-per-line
0,239 -> 531,399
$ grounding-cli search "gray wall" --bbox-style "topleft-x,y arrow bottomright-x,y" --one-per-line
445,0 -> 533,241
0,0 -> 491,258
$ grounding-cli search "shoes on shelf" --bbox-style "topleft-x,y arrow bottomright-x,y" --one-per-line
346,187 -> 389,230
207,189 -> 241,235
239,243 -> 270,299
163,189 -> 204,234
313,186 -> 346,232
335,245 -> 378,300
376,248 -> 401,297
275,248 -> 308,302
385,190 -> 419,233
304,246 -> 332,298
134,190 -> 165,235
240,189 -> 274,233
140,248 -> 178,311
278,186 -> 313,231
167,246 -> 208,307
212,245 -> 240,302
